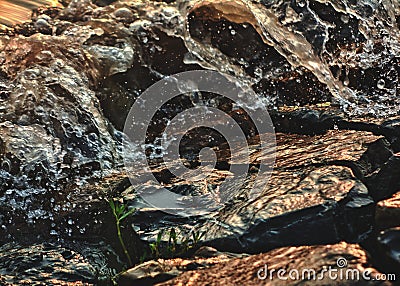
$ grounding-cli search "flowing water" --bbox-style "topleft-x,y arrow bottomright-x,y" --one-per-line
0,0 -> 399,284
181,0 -> 400,116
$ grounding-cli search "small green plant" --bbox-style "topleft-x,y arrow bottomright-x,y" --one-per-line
149,229 -> 164,258
149,227 -> 206,258
109,199 -> 136,266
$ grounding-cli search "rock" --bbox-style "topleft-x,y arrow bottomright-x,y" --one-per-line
0,0 -> 399,284
0,242 -> 97,285
86,43 -> 135,76
365,154 -> 400,201
0,34 -> 122,191
113,7 -> 134,21
131,130 -> 379,253
376,192 -> 400,230
0,27 -> 147,275
200,165 -> 374,253
0,0 -> 61,28
118,260 -> 181,286
376,228 -> 400,275
159,242 -> 393,285
118,246 -> 245,286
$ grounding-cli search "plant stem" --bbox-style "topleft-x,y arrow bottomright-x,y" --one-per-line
116,219 -> 133,266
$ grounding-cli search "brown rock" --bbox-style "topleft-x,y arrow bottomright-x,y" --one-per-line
118,246 -> 247,286
376,192 -> 400,230
159,242 -> 394,285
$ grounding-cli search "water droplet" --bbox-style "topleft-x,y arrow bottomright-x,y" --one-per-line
254,67 -> 263,78
377,79 -> 385,89
67,219 -> 73,225
230,29 -> 236,35
341,15 -> 349,23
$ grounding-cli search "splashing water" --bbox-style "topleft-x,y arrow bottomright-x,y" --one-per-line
181,0 -> 400,117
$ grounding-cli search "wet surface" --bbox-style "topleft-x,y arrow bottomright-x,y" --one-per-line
0,0 -> 399,284
159,242 -> 394,285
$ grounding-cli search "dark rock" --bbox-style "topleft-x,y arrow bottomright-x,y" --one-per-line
131,130 -> 379,253
201,165 -> 375,253
0,0 -> 399,284
376,227 -> 400,275
365,154 -> 400,202
0,242 -> 97,285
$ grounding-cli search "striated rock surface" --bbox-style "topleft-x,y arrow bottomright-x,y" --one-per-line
118,246 -> 246,286
192,130 -> 378,253
376,192 -> 400,230
0,0 -> 399,285
0,242 -> 97,285
153,242 -> 394,285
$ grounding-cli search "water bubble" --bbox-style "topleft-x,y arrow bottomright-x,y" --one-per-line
254,67 -> 263,78
341,15 -> 349,23
67,219 -> 73,225
377,79 -> 385,89
230,29 -> 236,35
298,1 -> 306,7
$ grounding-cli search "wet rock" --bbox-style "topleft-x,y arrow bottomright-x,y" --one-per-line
118,246 -> 245,286
0,32 -> 123,187
86,43 -> 135,76
201,165 -> 374,253
160,242 -> 392,285
376,228 -> 400,275
113,7 -> 134,22
187,0 -> 400,116
118,260 -> 181,286
0,242 -> 97,285
131,130 -> 379,253
274,130 -> 380,168
0,0 -> 399,284
0,0 -> 61,28
365,154 -> 400,202
376,192 -> 400,230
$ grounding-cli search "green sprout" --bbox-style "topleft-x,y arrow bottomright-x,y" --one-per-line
149,227 -> 206,258
109,199 -> 136,266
